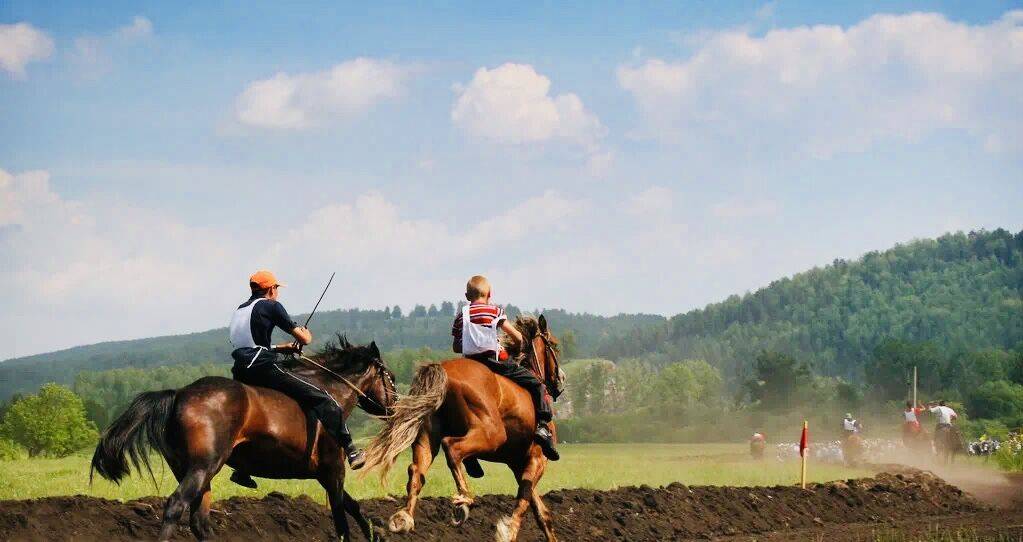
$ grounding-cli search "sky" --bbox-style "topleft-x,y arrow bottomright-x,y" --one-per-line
1,1 -> 1021,359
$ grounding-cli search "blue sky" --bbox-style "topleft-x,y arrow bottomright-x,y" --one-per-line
2,1 -> 1021,358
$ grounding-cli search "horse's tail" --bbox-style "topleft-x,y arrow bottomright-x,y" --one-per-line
90,389 -> 177,485
362,363 -> 447,481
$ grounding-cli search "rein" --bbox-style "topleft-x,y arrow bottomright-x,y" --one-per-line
295,354 -> 394,415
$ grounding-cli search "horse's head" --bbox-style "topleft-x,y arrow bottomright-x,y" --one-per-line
358,341 -> 398,417
318,335 -> 397,416
529,314 -> 565,400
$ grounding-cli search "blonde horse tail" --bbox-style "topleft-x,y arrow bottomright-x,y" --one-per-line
361,363 -> 447,481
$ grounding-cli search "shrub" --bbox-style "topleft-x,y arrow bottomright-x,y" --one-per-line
0,439 -> 25,461
994,433 -> 1023,472
0,384 -> 98,457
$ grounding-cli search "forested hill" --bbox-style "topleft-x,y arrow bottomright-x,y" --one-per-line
3,228 -> 1021,400
600,228 -> 1023,384
0,305 -> 665,400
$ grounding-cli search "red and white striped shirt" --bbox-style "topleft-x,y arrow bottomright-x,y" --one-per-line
452,302 -> 507,352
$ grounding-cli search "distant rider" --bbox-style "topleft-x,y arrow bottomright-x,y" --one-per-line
927,400 -> 958,431
841,413 -> 863,435
902,401 -> 924,439
451,275 -> 559,461
228,270 -> 364,489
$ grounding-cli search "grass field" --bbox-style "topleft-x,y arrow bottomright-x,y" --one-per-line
0,443 -> 871,504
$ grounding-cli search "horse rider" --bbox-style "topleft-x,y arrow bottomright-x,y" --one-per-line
451,275 -> 559,461
903,401 -> 924,438
228,270 -> 364,489
841,413 -> 863,436
927,400 -> 958,432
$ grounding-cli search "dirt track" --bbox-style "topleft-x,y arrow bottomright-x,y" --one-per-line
1,470 -> 1020,541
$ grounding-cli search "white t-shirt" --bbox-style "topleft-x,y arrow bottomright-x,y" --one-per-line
904,409 -> 918,423
842,418 -> 858,431
929,405 -> 957,425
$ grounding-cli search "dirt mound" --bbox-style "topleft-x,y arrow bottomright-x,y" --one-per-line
0,473 -> 992,541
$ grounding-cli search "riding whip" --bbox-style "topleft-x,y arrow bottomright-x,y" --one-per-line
303,271 -> 335,328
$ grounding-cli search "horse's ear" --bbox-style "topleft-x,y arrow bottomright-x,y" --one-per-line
369,341 -> 380,359
538,314 -> 548,333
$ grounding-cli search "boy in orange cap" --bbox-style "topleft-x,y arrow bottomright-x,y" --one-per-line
228,270 -> 364,488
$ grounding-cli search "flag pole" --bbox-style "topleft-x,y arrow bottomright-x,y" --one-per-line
800,420 -> 809,489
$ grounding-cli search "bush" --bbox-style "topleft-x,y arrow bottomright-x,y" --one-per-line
0,439 -> 25,460
966,380 -> 1023,421
994,433 -> 1023,472
0,384 -> 98,457
960,418 -> 1010,441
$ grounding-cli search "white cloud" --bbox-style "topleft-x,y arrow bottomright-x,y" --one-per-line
1,168 -> 244,357
70,15 -> 153,78
451,63 -> 606,149
115,16 -> 154,41
711,198 -> 779,219
0,23 -> 54,78
627,186 -> 675,217
619,10 -> 1023,156
234,57 -> 411,129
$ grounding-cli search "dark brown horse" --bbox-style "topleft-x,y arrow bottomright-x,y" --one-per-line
362,315 -> 563,542
934,424 -> 965,464
842,432 -> 865,467
91,336 -> 396,541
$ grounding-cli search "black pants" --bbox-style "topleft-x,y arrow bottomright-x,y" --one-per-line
232,348 -> 353,450
468,353 -> 552,424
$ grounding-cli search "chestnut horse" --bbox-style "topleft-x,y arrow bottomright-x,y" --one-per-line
91,336 -> 396,542
362,315 -> 563,542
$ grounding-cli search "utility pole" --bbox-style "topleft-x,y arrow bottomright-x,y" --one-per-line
912,365 -> 917,406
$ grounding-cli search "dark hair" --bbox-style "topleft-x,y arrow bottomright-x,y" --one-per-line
250,282 -> 271,297
906,401 -> 912,408
939,400 -> 947,406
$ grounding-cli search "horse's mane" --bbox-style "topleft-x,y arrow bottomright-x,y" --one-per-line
500,314 -> 558,361
282,333 -> 373,374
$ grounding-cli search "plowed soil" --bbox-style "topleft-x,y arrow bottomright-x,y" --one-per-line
1,471 -> 1020,541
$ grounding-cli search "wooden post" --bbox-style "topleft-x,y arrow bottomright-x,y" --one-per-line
800,420 -> 808,489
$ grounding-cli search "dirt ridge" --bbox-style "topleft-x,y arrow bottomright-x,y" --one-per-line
0,472 -> 996,541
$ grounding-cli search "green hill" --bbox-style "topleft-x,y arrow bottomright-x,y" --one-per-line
3,228 -> 1020,401
600,228 -> 1023,384
0,305 -> 664,400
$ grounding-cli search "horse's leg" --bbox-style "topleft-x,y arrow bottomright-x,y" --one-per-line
389,426 -> 439,533
442,422 -> 505,525
495,454 -> 545,542
342,490 -> 375,541
188,484 -> 214,541
158,467 -> 208,542
527,458 -> 557,542
529,488 -> 557,542
162,420 -> 229,542
319,464 -> 351,541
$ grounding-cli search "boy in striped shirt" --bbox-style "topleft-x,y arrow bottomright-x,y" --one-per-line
452,275 -> 559,460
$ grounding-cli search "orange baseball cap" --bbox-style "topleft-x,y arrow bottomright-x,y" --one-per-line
249,270 -> 285,289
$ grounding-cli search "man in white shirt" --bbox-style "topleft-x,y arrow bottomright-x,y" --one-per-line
928,400 -> 958,428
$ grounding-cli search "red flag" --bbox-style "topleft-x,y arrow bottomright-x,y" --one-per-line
799,423 -> 809,457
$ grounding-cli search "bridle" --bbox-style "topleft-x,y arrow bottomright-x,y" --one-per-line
528,327 -> 564,398
296,353 -> 396,416
360,357 -> 397,416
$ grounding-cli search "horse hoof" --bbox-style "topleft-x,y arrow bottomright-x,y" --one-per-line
494,516 -> 515,542
452,503 -> 470,526
388,510 -> 414,533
